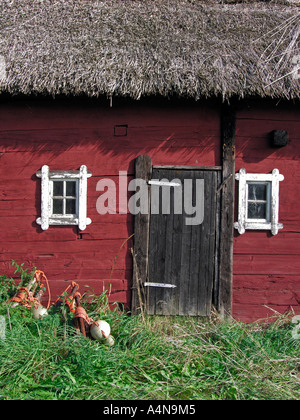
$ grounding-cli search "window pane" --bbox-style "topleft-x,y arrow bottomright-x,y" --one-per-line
248,202 -> 267,219
53,181 -> 63,196
66,199 -> 76,214
53,199 -> 63,214
248,183 -> 268,201
66,181 -> 76,197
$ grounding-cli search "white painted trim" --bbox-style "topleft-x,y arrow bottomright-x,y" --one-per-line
36,165 -> 92,230
234,168 -> 284,235
78,165 -> 91,230
36,170 -> 92,179
36,164 -> 50,230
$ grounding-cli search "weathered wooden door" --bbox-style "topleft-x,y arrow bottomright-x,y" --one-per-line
146,168 -> 220,316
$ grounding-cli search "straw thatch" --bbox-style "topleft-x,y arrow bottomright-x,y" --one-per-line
0,0 -> 299,100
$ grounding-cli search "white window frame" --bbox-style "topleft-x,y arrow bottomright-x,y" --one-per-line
234,168 -> 284,235
36,165 -> 92,231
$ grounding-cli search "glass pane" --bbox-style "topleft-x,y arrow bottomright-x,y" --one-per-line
53,199 -> 63,214
66,199 -> 76,214
53,181 -> 63,196
66,181 -> 76,197
248,183 -> 268,201
248,202 -> 267,219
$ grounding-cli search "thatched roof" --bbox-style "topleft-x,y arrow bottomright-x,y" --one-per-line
0,0 -> 299,101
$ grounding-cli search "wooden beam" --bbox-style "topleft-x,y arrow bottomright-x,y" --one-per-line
153,165 -> 222,171
131,154 -> 152,315
218,105 -> 236,319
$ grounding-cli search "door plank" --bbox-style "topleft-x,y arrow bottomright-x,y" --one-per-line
131,155 -> 152,315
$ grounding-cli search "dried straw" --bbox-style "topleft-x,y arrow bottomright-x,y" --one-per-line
0,0 -> 299,100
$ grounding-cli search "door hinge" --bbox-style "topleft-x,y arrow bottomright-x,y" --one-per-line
148,180 -> 181,187
144,282 -> 177,288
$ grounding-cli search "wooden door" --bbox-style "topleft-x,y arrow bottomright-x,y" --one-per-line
146,168 -> 220,316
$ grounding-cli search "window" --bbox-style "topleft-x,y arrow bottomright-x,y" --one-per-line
51,180 -> 78,217
246,182 -> 271,222
234,168 -> 284,235
36,165 -> 92,230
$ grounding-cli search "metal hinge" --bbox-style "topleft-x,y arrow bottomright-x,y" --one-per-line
148,180 -> 181,187
144,282 -> 177,288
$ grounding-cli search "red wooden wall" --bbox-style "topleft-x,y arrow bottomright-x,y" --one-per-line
1,99 -> 299,322
233,106 -> 300,322
0,99 -> 220,310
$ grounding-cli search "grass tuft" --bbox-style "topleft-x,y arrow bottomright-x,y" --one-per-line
0,275 -> 300,400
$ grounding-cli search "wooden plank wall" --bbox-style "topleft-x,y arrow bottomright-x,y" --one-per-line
147,168 -> 219,316
233,106 -> 300,322
0,99 -> 220,309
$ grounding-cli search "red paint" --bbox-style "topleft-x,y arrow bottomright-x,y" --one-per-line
0,100 -> 220,311
1,100 -> 299,321
233,107 -> 300,322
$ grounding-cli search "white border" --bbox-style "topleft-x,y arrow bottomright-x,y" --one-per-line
234,168 -> 284,235
36,165 -> 92,230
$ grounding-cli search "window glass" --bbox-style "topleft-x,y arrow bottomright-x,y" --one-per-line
66,198 -> 76,214
247,182 -> 270,221
248,183 -> 267,201
52,180 -> 77,216
53,181 -> 63,196
66,181 -> 76,197
248,202 -> 267,219
53,198 -> 63,214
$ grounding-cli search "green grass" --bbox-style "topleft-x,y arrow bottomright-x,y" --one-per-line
0,275 -> 300,400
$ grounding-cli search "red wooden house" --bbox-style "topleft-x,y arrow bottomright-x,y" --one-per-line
0,0 -> 299,322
